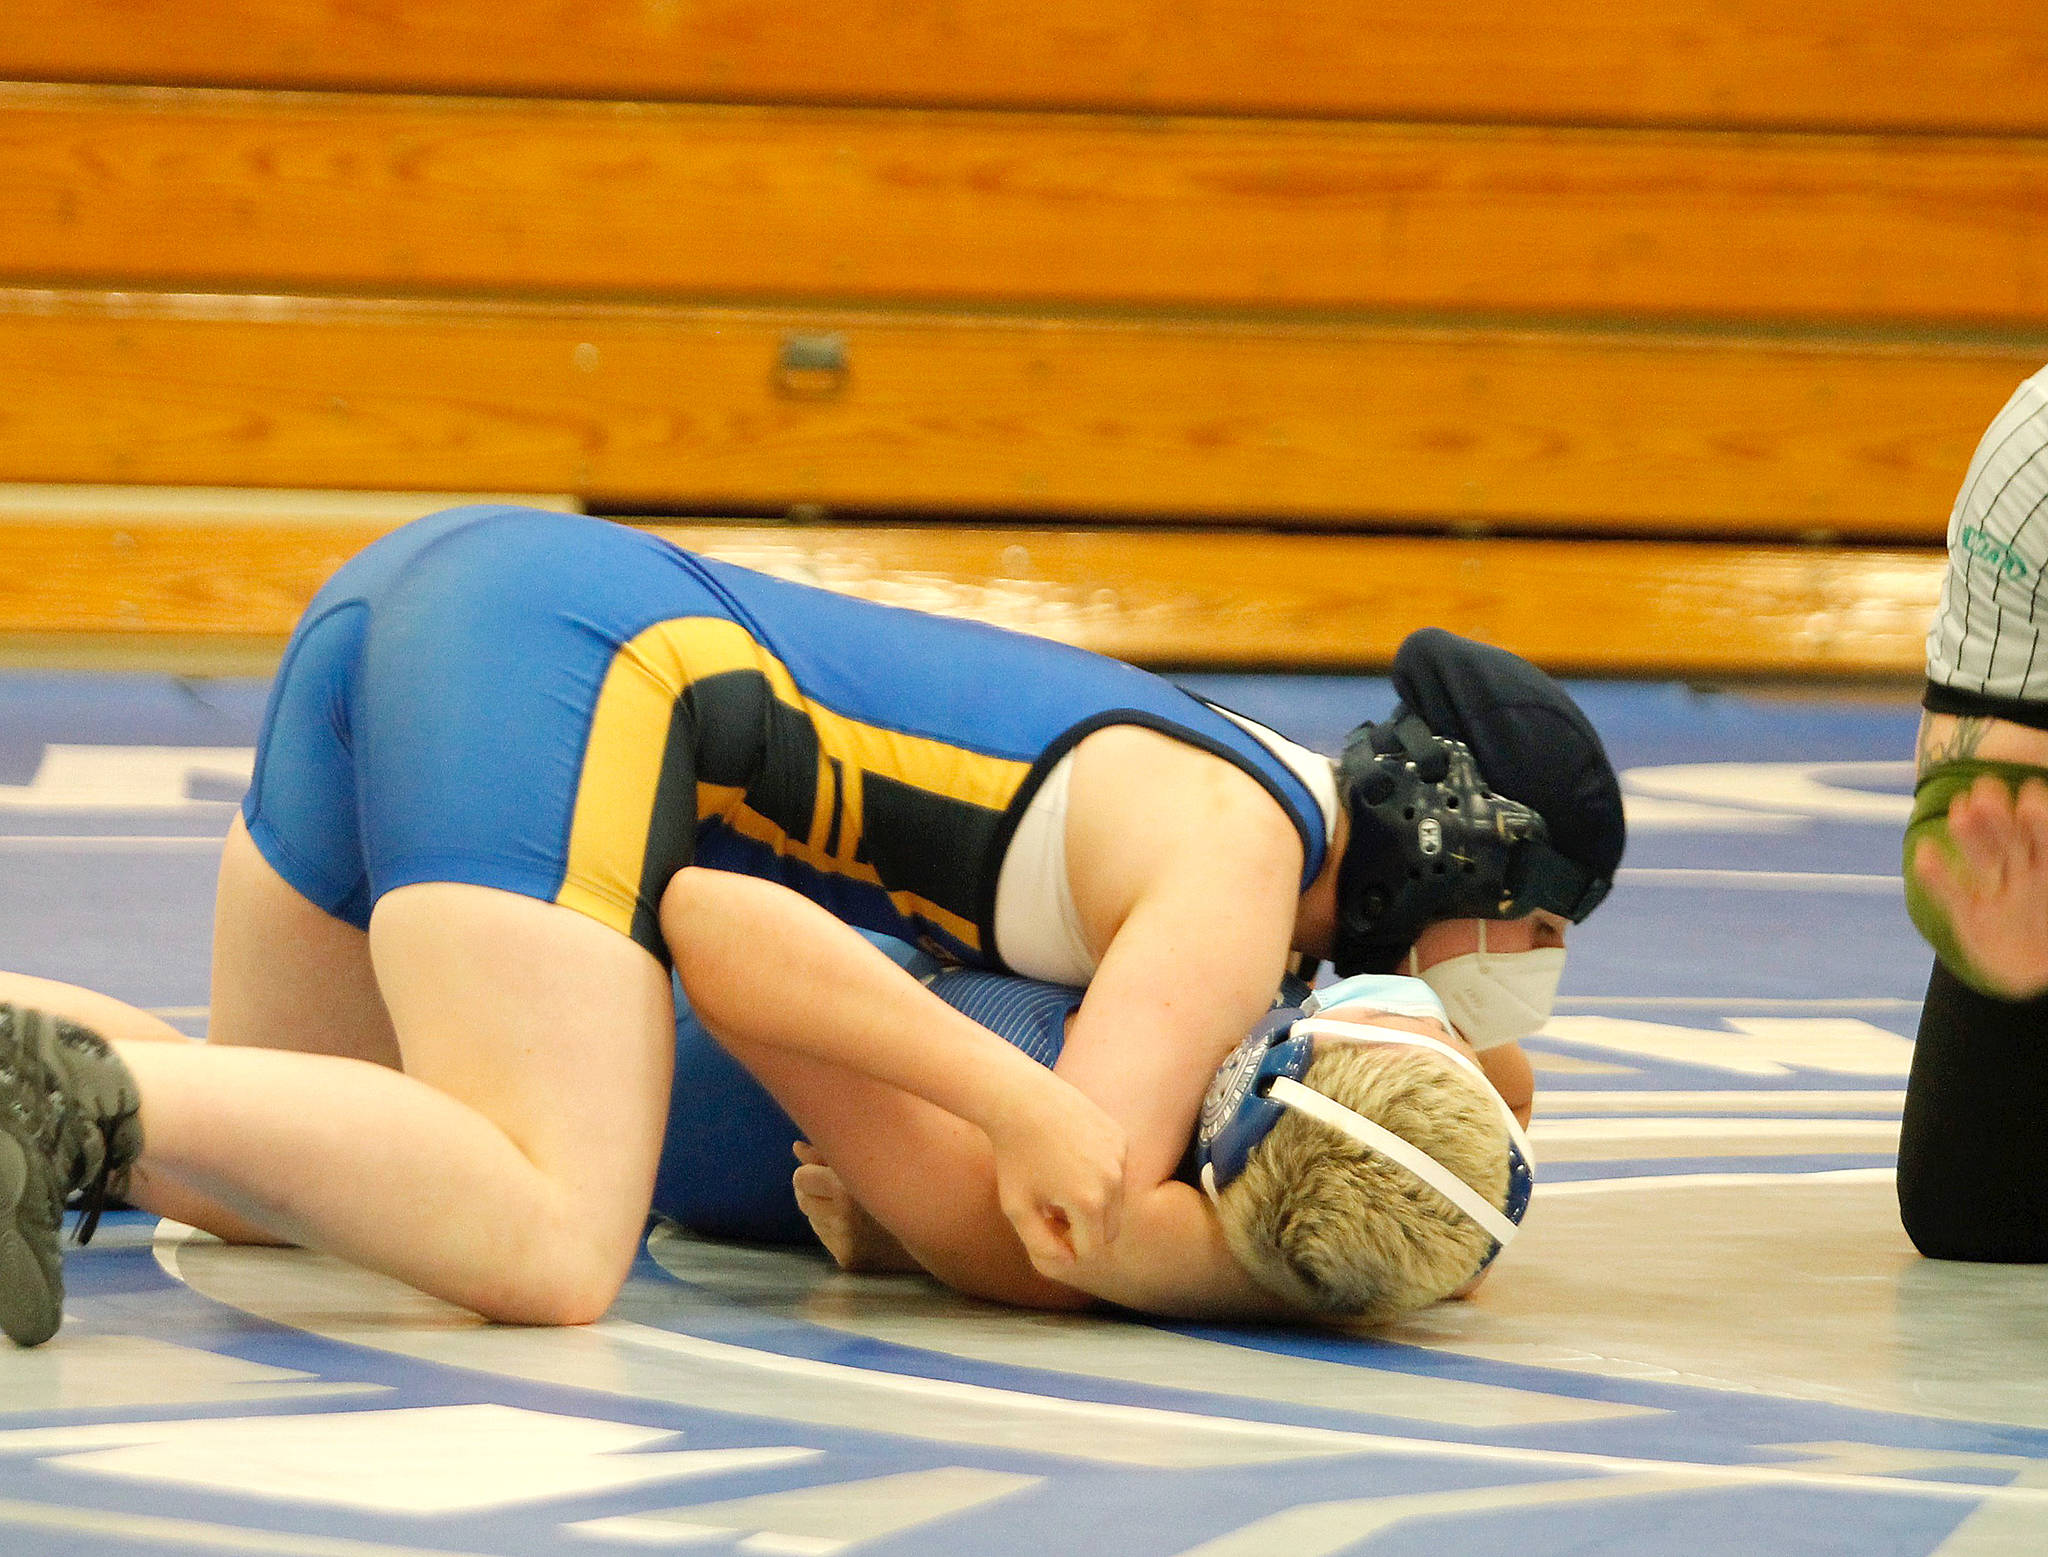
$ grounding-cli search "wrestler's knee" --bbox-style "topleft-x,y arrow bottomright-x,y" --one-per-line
473,1223 -> 639,1327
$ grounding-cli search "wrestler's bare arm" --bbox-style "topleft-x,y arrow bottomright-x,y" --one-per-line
1060,730 -> 1304,1173
1038,728 -> 1311,1312
694,731 -> 1323,1317
663,868 -> 1128,1273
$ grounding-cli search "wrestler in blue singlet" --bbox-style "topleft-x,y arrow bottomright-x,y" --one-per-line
654,945 -> 1313,1244
657,945 -> 1082,1242
243,506 -> 1328,968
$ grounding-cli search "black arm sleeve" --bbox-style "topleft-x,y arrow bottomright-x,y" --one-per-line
1897,957 -> 2048,1261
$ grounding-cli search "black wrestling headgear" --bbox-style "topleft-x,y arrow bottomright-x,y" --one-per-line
1330,630 -> 1626,976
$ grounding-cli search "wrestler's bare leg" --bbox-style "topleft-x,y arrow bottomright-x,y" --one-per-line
5,818 -> 403,1243
0,975 -> 285,1244
0,973 -> 191,1050
91,817 -> 402,1240
108,877 -> 675,1324
206,816 -> 401,1067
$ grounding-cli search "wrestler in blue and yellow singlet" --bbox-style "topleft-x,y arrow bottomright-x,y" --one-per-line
243,507 -> 1328,971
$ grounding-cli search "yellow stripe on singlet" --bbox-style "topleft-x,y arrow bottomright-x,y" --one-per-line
558,617 -> 1029,948
555,622 -> 702,936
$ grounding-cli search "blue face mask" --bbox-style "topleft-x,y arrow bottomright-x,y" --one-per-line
1302,972 -> 1454,1024
1195,976 -> 1535,1274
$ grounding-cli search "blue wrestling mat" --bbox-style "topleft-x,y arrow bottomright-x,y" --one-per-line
7,670 -> 2041,1557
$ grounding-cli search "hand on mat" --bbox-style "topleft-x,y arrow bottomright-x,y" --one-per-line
792,1142 -> 923,1274
1914,773 -> 2048,999
982,1073 -> 1127,1276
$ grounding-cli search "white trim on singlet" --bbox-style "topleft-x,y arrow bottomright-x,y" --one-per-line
1927,365 -> 2048,700
991,710 -> 1340,985
991,754 -> 1094,985
1206,704 -> 1343,829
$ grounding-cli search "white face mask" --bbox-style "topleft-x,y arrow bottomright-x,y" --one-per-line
1410,922 -> 1564,1051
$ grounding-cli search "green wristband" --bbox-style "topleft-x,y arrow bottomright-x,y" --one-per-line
1903,759 -> 2048,995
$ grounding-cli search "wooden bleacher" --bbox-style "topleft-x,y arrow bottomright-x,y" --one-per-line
3,3 -> 2045,676
10,1 -> 2044,131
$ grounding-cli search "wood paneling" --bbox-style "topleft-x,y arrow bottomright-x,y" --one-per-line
4,2 -> 2044,134
0,485 -> 578,643
639,526 -> 1945,676
6,86 -> 2048,324
2,288 -> 2031,539
0,509 -> 1941,676
0,518 -> 390,639
0,14 -> 2023,681
0,483 -> 578,523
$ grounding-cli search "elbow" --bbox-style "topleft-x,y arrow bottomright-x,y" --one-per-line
988,1284 -> 1095,1314
1010,1281 -> 1096,1313
920,1251 -> 1094,1312
472,1273 -> 623,1329
493,1287 -> 617,1329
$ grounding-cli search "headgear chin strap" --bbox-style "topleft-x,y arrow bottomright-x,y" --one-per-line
1332,715 -> 1609,976
1196,981 -> 1535,1273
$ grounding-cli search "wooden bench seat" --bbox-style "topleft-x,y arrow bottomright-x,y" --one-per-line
5,1 -> 2044,134
0,495 -> 1941,676
6,84 -> 2048,324
2,287 -> 2028,541
0,6 -> 2034,675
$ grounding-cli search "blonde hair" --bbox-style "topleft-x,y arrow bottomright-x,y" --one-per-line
1212,1043 -> 1510,1322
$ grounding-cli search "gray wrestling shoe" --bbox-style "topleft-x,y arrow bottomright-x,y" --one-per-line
0,1004 -> 142,1347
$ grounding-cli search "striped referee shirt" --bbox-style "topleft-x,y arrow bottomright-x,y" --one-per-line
1926,364 -> 2048,721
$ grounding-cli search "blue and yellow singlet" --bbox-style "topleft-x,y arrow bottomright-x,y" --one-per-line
243,507 -> 1328,968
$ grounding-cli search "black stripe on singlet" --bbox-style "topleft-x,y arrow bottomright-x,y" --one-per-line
659,658 -> 1015,942
856,771 -> 1005,931
821,756 -> 847,859
626,668 -> 822,955
632,705 -> 701,954
688,668 -> 822,841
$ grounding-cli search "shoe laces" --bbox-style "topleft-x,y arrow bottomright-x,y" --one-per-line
70,1101 -> 138,1247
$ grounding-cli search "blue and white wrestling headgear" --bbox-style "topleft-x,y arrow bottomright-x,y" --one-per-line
1195,973 -> 1535,1270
